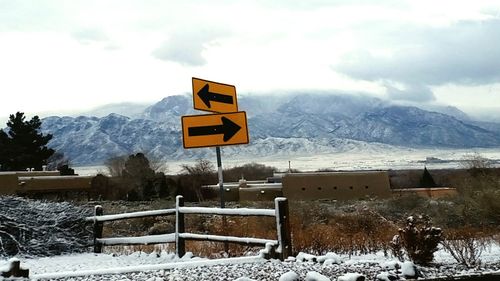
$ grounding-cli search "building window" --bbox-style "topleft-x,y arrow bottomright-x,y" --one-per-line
349,186 -> 353,190
333,186 -> 337,190
318,187 -> 322,190
365,186 -> 369,189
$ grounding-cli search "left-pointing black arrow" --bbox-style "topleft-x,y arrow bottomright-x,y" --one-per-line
197,84 -> 234,108
188,116 -> 241,142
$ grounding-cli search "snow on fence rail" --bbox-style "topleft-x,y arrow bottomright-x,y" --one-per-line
84,209 -> 176,222
86,195 -> 292,260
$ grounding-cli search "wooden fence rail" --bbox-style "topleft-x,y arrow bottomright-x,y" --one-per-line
85,195 -> 292,260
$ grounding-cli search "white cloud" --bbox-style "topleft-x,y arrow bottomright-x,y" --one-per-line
152,28 -> 229,66
0,0 -> 499,121
385,84 -> 435,102
72,28 -> 109,45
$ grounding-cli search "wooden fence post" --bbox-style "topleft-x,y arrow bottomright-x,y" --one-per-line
275,197 -> 292,260
93,205 -> 103,253
175,195 -> 185,258
0,259 -> 29,278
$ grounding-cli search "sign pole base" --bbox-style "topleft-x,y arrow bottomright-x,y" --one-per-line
216,146 -> 229,255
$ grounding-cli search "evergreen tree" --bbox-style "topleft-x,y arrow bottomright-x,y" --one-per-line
0,112 -> 55,171
0,130 -> 8,170
420,167 -> 437,188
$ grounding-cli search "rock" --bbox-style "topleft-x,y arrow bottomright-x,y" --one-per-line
279,271 -> 300,281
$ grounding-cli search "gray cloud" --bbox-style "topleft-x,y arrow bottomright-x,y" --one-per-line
72,28 -> 108,44
152,29 -> 228,66
257,0 -> 406,10
385,83 -> 435,102
335,19 -> 500,86
0,0 -> 67,31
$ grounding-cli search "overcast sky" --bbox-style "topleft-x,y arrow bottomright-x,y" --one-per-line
1,0 -> 500,124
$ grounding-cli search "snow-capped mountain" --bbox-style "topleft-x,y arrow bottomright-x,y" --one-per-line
40,94 -> 500,165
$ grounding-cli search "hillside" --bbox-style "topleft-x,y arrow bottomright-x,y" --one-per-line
40,94 -> 500,165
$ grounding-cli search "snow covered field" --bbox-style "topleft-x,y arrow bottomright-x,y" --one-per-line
1,245 -> 499,280
74,148 -> 500,176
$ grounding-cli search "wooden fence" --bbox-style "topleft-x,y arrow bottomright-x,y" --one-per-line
85,196 -> 292,260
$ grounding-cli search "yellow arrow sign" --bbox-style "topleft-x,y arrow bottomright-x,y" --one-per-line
181,111 -> 249,149
192,77 -> 238,113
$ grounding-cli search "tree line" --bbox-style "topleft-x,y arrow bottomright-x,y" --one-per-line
0,111 -> 277,201
99,154 -> 277,201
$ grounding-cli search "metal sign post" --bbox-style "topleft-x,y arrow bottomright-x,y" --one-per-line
183,77 -> 249,257
216,146 -> 229,254
216,146 -> 224,208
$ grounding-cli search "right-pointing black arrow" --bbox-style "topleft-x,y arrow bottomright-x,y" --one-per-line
188,116 -> 241,142
197,84 -> 234,108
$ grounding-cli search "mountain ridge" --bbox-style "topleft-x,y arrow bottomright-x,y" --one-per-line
39,94 -> 500,165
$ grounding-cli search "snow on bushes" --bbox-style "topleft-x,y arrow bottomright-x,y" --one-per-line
0,196 -> 92,257
391,215 -> 442,265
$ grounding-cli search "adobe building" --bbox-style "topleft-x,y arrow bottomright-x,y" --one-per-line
0,171 -> 93,197
0,172 -> 19,195
392,187 -> 458,198
282,171 -> 392,201
201,179 -> 283,202
1,171 -> 60,195
17,175 -> 93,194
238,179 -> 283,201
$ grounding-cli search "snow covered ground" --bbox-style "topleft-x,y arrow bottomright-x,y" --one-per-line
1,244 -> 499,280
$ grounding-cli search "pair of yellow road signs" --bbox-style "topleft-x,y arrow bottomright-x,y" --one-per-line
181,78 -> 249,149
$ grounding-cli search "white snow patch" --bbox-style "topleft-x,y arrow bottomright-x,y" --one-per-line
375,272 -> 396,281
179,206 -> 276,217
279,271 -> 300,281
98,234 -> 176,245
401,261 -> 416,277
296,252 -> 317,262
317,253 -> 341,264
234,277 -> 257,281
305,271 -> 331,281
30,255 -> 265,279
337,272 -> 364,281
381,260 -> 400,270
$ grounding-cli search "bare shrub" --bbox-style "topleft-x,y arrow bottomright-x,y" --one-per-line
223,162 -> 277,182
451,154 -> 500,227
378,195 -> 429,222
178,159 -> 217,202
460,152 -> 492,176
0,196 -> 92,257
105,155 -> 127,177
441,228 -> 490,267
391,215 -> 442,265
291,210 -> 396,256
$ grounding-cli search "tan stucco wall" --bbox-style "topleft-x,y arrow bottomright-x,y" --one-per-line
392,187 -> 458,198
282,171 -> 392,201
15,171 -> 60,177
222,186 -> 240,201
17,176 -> 92,193
201,184 -> 240,201
0,173 -> 19,195
239,187 -> 283,201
